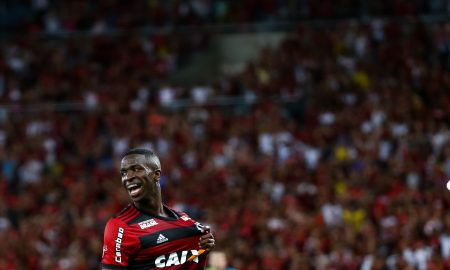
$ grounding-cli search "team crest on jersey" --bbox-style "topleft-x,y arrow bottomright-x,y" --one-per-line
102,245 -> 107,258
138,218 -> 158,229
195,222 -> 206,232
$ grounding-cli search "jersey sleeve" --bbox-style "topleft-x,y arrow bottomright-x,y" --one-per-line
101,218 -> 139,269
180,212 -> 211,237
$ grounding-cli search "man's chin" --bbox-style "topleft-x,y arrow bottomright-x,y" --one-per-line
130,195 -> 143,202
131,194 -> 152,204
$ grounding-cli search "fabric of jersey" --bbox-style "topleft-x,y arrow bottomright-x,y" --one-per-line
101,204 -> 208,269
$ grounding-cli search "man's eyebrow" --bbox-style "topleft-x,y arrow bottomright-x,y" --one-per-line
121,164 -> 144,171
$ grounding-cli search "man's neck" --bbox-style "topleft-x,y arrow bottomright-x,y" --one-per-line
134,201 -> 168,217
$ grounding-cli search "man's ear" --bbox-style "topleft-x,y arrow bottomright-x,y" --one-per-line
154,170 -> 161,181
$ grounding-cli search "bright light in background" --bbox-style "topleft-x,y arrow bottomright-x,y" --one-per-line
447,180 -> 450,191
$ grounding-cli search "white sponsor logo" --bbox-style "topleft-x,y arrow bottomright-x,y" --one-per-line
156,234 -> 168,244
155,250 -> 200,268
138,219 -> 158,229
115,227 -> 125,263
180,215 -> 191,221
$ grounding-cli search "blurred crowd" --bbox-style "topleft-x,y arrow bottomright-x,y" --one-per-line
2,0 -> 450,35
1,1 -> 450,270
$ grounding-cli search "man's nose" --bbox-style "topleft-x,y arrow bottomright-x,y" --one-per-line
123,170 -> 136,180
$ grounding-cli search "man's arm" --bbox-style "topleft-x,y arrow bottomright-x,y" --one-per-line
101,218 -> 137,269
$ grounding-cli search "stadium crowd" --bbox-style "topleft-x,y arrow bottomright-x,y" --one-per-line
1,1 -> 450,270
2,0 -> 450,35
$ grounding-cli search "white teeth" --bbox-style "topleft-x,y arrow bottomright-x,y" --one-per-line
128,184 -> 138,189
130,186 -> 142,196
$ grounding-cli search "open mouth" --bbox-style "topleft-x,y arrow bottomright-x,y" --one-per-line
127,183 -> 143,197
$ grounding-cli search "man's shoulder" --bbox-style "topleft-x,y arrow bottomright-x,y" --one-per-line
166,206 -> 198,223
166,206 -> 189,218
111,204 -> 140,224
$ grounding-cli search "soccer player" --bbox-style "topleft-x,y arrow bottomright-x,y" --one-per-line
101,148 -> 215,269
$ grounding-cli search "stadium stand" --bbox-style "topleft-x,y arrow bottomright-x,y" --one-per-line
1,0 -> 450,269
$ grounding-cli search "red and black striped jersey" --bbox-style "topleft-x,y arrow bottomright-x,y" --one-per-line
101,204 -> 208,269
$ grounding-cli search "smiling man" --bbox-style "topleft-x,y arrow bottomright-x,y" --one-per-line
101,148 -> 215,269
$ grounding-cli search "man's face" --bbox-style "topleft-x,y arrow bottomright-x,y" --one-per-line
120,154 -> 160,203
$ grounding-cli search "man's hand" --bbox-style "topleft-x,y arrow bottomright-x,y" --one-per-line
187,226 -> 216,262
199,226 -> 215,253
